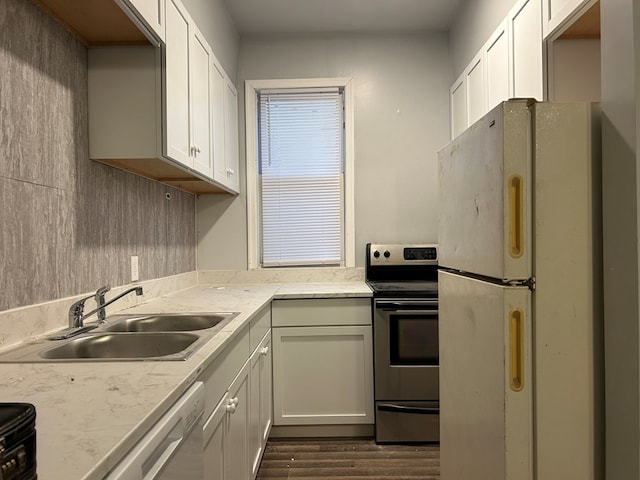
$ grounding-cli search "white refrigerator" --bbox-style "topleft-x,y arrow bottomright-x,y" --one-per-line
437,99 -> 603,480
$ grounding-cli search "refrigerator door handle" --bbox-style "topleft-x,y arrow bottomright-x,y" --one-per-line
509,174 -> 525,259
509,308 -> 525,392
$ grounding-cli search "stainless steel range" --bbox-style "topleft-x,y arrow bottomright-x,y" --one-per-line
366,243 -> 439,443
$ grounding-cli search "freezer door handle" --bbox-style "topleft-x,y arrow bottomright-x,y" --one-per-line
377,403 -> 439,415
509,308 -> 525,392
509,174 -> 524,258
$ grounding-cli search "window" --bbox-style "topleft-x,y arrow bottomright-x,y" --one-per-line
246,78 -> 355,269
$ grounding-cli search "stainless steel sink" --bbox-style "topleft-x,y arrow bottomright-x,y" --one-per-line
0,311 -> 239,362
39,332 -> 199,360
104,313 -> 232,332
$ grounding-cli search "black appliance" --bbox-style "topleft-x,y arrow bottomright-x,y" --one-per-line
366,243 -> 439,443
0,404 -> 36,480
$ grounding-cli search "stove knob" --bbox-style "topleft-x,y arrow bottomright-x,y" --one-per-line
373,250 -> 380,258
384,250 -> 390,258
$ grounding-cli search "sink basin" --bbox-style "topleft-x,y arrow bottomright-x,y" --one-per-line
39,332 -> 199,360
105,313 -> 232,332
0,312 -> 239,363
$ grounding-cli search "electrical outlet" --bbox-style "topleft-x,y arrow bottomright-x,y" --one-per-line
131,256 -> 139,282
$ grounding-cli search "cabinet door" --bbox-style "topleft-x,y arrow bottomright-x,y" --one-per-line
121,0 -> 165,43
510,0 -> 543,100
485,20 -> 510,111
203,394 -> 228,480
223,80 -> 240,192
164,0 -> 192,167
226,360 -> 250,480
272,325 -> 374,425
259,335 -> 273,446
450,73 -> 467,139
465,53 -> 486,126
190,24 -> 213,178
249,332 -> 272,478
211,60 -> 227,185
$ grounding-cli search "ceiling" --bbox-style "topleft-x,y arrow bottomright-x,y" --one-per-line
222,0 -> 467,35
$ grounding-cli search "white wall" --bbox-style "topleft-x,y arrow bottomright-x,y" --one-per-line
196,32 -> 452,269
181,0 -> 240,79
600,0 -> 640,478
449,0 -> 515,78
549,38 -> 601,102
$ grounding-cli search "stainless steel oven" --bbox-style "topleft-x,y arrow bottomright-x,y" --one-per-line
366,244 -> 439,443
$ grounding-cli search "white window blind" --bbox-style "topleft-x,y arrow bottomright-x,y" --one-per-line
258,89 -> 345,267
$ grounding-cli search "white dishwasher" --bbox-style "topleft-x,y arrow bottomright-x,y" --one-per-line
106,382 -> 204,480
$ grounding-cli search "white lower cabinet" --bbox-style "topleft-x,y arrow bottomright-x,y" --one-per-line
202,306 -> 272,480
271,299 -> 374,426
203,360 -> 250,480
226,360 -> 251,480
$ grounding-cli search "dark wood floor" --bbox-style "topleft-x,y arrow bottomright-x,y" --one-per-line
256,438 -> 440,479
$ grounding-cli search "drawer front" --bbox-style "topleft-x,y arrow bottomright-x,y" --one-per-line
272,298 -> 371,327
250,304 -> 271,352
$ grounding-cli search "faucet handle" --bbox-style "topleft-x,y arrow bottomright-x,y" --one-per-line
94,285 -> 111,324
68,294 -> 95,328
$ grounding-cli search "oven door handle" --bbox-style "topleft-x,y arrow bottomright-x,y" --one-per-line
377,403 -> 440,415
378,307 -> 439,315
376,300 -> 437,310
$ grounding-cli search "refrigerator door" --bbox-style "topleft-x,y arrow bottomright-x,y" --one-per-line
439,270 -> 532,480
531,101 -> 604,480
438,99 -> 533,281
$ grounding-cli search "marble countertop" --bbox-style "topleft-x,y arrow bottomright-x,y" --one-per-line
0,282 -> 371,480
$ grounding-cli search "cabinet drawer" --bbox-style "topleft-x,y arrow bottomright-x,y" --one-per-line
249,304 -> 271,352
200,325 -> 249,420
272,298 -> 371,327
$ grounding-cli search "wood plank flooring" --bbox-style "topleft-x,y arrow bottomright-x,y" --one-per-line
256,438 -> 440,479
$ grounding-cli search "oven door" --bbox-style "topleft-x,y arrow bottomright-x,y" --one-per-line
373,299 -> 439,401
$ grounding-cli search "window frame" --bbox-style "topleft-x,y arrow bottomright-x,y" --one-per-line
245,78 -> 355,269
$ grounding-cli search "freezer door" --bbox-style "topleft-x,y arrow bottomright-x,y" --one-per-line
438,99 -> 532,280
439,270 -> 532,480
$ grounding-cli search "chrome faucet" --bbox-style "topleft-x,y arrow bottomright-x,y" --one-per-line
68,286 -> 144,328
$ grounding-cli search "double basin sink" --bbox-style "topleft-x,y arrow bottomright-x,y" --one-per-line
0,313 -> 238,362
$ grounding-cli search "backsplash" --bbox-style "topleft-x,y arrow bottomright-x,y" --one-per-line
0,0 -> 196,313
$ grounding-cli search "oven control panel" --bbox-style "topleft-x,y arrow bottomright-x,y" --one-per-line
368,244 -> 438,266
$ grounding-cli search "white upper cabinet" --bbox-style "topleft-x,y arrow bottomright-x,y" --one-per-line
87,0 -> 237,194
510,0 -> 544,100
165,0 -> 214,178
449,0 -> 544,138
212,61 -> 227,187
211,62 -> 240,194
223,81 -> 240,193
165,0 -> 191,166
190,26 -> 214,178
117,0 -> 166,43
